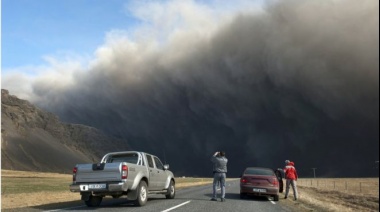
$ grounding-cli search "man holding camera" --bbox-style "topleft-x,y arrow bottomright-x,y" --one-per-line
211,151 -> 228,202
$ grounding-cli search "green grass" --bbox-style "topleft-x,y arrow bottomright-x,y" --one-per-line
2,176 -> 72,195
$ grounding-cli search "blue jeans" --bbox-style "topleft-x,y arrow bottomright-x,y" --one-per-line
212,173 -> 226,199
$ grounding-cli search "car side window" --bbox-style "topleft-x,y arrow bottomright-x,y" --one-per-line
154,157 -> 164,170
147,155 -> 154,168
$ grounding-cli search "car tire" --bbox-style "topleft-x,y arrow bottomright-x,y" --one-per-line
84,195 -> 103,207
240,193 -> 246,199
165,180 -> 176,199
273,195 -> 279,201
134,181 -> 148,206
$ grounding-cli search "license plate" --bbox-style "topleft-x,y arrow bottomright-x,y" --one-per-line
253,188 -> 266,192
88,184 -> 106,189
80,185 -> 89,191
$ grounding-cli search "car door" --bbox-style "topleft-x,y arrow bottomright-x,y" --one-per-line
275,169 -> 284,193
146,154 -> 159,190
153,156 -> 167,189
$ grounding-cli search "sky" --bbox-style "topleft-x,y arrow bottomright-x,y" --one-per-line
1,0 -> 262,72
1,0 -> 379,177
2,0 -> 142,72
1,0 -> 264,98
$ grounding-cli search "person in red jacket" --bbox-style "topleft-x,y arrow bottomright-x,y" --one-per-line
284,160 -> 298,200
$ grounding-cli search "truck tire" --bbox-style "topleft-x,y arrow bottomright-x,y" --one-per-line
134,181 -> 148,206
165,180 -> 175,199
273,195 -> 279,201
84,195 -> 103,207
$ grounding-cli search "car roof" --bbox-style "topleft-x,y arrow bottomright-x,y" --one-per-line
245,167 -> 273,171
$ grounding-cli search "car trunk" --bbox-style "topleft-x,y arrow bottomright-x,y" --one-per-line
245,175 -> 275,186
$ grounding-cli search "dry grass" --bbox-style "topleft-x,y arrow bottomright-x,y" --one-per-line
298,178 -> 379,195
282,178 -> 379,212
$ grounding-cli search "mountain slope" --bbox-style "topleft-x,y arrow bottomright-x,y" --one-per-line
1,89 -> 130,173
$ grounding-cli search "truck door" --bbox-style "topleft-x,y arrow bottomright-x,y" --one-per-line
146,154 -> 159,190
153,156 -> 167,189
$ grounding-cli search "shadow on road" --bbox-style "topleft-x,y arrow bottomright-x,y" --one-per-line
22,197 -> 169,211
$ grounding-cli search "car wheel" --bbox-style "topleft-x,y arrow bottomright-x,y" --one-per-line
84,195 -> 102,207
134,181 -> 148,206
165,180 -> 176,199
273,195 -> 279,201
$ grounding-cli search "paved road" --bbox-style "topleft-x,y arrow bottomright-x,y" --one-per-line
14,180 -> 293,212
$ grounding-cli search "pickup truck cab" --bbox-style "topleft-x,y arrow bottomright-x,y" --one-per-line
69,151 -> 175,207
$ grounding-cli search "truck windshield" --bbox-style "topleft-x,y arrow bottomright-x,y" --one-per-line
107,153 -> 139,164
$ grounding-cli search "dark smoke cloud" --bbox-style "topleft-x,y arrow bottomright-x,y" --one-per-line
27,0 -> 378,177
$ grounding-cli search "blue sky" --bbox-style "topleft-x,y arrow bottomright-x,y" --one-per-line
2,0 -> 141,71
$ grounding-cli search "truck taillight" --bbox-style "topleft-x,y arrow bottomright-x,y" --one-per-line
121,165 -> 128,179
73,167 -> 77,182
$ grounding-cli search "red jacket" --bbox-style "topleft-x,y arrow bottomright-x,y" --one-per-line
284,162 -> 298,180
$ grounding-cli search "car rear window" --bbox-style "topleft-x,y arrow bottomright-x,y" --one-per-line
245,168 -> 274,176
108,153 -> 139,164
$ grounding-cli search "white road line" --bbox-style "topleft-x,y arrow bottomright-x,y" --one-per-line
270,200 -> 276,204
161,200 -> 191,212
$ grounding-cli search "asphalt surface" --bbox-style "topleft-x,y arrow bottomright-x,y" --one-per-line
8,180 -> 295,212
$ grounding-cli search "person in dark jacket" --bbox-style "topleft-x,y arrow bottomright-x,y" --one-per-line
284,160 -> 298,200
211,151 -> 228,202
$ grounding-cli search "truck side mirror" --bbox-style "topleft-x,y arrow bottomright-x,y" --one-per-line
163,164 -> 170,170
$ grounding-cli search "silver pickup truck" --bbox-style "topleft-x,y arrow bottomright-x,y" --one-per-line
69,151 -> 175,207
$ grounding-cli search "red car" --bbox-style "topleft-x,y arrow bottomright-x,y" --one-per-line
240,167 -> 281,201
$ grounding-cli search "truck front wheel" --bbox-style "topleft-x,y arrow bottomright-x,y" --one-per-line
165,180 -> 175,199
134,181 -> 148,206
84,195 -> 103,207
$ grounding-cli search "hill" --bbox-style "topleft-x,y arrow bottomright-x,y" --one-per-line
1,89 -> 130,173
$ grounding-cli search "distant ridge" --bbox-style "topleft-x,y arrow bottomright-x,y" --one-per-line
1,89 -> 130,173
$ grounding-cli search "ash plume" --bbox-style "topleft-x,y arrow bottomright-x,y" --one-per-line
4,0 -> 379,177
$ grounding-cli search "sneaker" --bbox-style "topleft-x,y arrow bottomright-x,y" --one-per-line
210,198 -> 217,201
284,196 -> 287,199
294,197 -> 298,201
221,198 -> 226,202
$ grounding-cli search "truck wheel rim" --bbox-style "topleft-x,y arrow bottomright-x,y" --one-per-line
170,185 -> 175,195
141,187 -> 147,201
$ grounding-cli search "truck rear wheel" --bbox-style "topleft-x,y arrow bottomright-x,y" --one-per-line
84,195 -> 103,207
165,180 -> 175,199
134,181 -> 148,206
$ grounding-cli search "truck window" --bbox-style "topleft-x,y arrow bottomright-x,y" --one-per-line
146,155 -> 154,168
154,157 -> 164,170
108,153 -> 139,164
